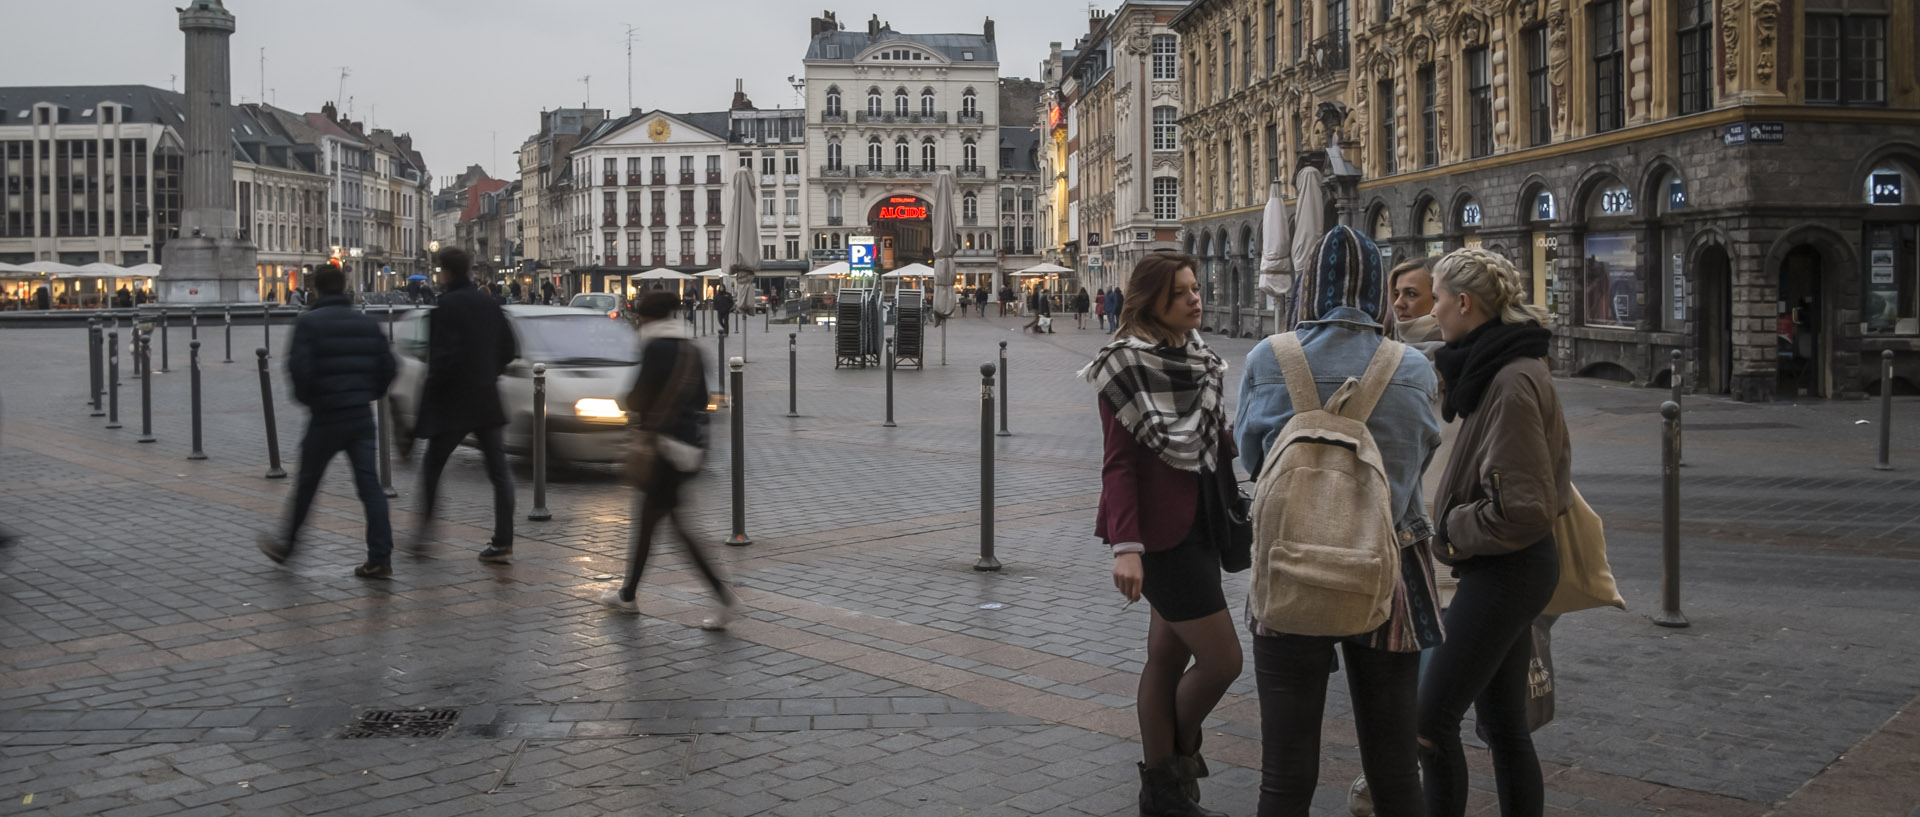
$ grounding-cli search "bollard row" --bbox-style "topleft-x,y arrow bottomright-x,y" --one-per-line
725,357 -> 752,547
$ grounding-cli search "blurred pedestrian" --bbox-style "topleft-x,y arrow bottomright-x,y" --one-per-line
713,284 -> 736,335
410,246 -> 520,564
257,262 -> 398,578
1073,287 -> 1092,330
1081,252 -> 1239,816
32,285 -> 49,311
541,278 -> 557,305
1105,286 -> 1124,332
601,292 -> 738,630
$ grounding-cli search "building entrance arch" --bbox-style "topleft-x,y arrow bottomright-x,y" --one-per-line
1697,244 -> 1733,394
866,195 -> 932,270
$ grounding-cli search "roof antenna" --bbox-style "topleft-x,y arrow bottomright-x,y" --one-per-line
169,74 -> 177,93
624,25 -> 639,110
580,75 -> 592,110
335,67 -> 351,110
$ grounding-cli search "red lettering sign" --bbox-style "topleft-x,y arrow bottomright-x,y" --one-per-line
877,205 -> 928,220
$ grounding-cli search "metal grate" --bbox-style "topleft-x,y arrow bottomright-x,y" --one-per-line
337,708 -> 460,739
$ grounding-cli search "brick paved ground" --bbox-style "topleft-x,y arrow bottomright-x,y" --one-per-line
1,312 -> 1916,816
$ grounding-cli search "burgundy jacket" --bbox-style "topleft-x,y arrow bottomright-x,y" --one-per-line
1095,399 -> 1236,553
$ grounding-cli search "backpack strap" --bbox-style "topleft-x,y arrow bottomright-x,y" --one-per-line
1270,333 -> 1321,413
1341,339 -> 1408,423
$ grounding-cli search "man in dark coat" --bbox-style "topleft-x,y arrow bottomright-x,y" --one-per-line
32,285 -> 50,311
541,279 -> 557,305
712,285 -> 736,335
412,246 -> 520,563
258,262 -> 398,577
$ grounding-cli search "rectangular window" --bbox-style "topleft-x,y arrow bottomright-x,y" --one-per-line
1806,14 -> 1886,105
1221,34 -> 1233,96
627,157 -> 642,180
1468,47 -> 1492,158
1263,0 -> 1276,76
784,153 -> 799,175
1526,26 -> 1551,146
1377,79 -> 1396,174
1152,34 -> 1178,80
1583,232 -> 1642,328
1221,140 -> 1234,209
1676,0 -> 1714,115
1154,177 -> 1179,223
707,230 -> 721,258
1592,0 -> 1625,133
785,235 -> 799,260
1153,107 -> 1180,151
681,231 -> 693,260
1265,123 -> 1279,184
1290,0 -> 1303,64
1419,65 -> 1438,168
1242,17 -> 1254,86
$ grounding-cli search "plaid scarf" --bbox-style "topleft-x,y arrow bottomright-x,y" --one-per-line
1078,330 -> 1227,473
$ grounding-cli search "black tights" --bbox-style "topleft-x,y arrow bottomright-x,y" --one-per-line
1137,608 -> 1242,766
1417,541 -> 1558,817
618,483 -> 729,605
1254,634 -> 1421,817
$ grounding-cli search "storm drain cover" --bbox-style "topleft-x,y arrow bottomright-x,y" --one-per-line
492,736 -> 698,791
337,708 -> 460,739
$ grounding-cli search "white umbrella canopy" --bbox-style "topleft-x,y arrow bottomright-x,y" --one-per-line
929,170 -> 958,317
806,261 -> 851,277
720,166 -> 759,312
1258,180 -> 1293,304
1015,262 -> 1074,275
883,263 -> 936,279
630,268 -> 695,281
124,263 -> 162,277
695,269 -> 728,278
1290,166 -> 1327,288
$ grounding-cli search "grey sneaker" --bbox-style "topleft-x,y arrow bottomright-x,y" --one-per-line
477,545 -> 513,564
1347,774 -> 1374,817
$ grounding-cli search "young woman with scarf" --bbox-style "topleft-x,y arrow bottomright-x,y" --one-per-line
1080,252 -> 1241,817
1234,226 -> 1443,817
1418,248 -> 1571,817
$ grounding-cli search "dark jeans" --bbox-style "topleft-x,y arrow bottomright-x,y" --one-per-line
619,473 -> 728,603
1254,634 -> 1422,817
415,425 -> 514,549
1418,540 -> 1559,817
283,420 -> 392,564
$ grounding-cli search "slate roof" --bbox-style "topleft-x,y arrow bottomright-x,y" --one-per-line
0,85 -> 320,176
805,30 -> 996,62
574,110 -> 732,150
998,126 -> 1040,174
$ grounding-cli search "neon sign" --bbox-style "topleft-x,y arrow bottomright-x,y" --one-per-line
876,195 -> 928,220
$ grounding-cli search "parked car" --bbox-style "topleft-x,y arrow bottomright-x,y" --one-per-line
568,292 -> 626,321
390,305 -> 638,463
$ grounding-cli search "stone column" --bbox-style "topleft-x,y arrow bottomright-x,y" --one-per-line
159,0 -> 257,304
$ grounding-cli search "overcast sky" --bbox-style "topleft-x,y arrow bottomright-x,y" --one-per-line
2,0 -> 1095,186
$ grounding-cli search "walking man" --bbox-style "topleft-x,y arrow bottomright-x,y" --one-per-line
713,284 -> 736,335
257,262 -> 398,578
411,246 -> 520,563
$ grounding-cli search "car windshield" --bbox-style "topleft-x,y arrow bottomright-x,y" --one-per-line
514,315 -> 639,366
570,294 -> 618,310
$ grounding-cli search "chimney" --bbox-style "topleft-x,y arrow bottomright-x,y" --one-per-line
984,17 -> 995,43
730,78 -> 756,111
321,101 -> 337,122
810,11 -> 838,38
867,13 -> 880,37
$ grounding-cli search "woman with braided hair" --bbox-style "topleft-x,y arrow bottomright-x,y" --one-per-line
1418,247 -> 1571,817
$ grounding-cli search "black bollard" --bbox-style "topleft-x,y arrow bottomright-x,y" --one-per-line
725,357 -> 752,547
376,397 -> 397,497
528,363 -> 552,521
1877,350 -> 1894,471
262,304 -> 271,356
1654,401 -> 1688,628
884,337 -> 897,428
106,330 -> 122,429
386,304 -> 395,343
223,307 -> 233,363
787,333 -> 798,417
187,341 -> 206,460
190,307 -> 198,341
159,311 -> 170,373
256,348 -> 286,479
137,332 -> 155,443
976,363 -> 1000,572
717,333 -> 729,402
996,341 -> 1011,437
1671,349 -> 1684,466
88,318 -> 104,415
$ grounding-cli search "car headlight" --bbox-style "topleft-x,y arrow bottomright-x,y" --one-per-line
574,398 -> 626,421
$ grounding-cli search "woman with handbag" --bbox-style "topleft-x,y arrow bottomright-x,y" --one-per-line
1419,248 -> 1571,817
1080,252 -> 1242,817
599,292 -> 739,631
1234,226 -> 1443,817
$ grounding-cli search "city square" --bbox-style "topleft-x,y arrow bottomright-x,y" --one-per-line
3,1 -> 1920,816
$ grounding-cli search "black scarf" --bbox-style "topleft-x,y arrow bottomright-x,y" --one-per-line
1434,320 -> 1552,422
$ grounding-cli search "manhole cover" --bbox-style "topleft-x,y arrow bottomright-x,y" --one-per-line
492,736 -> 698,791
1686,422 -> 1799,431
337,708 -> 459,739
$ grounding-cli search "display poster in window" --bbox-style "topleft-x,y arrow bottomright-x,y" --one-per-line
1671,254 -> 1686,321
1426,241 -> 1445,257
1583,232 -> 1640,328
1867,247 -> 1899,333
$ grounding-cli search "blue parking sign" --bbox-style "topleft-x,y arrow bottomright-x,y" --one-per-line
849,241 -> 876,272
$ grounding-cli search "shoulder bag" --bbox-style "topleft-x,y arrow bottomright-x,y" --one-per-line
623,342 -> 696,488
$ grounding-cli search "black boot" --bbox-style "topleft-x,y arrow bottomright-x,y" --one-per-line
1138,760 -> 1227,817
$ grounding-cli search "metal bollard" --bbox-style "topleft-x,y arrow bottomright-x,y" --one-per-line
1654,401 -> 1688,628
941,317 -> 947,366
717,333 -> 729,401
386,305 -> 395,343
137,332 -> 156,443
725,357 -> 752,547
787,333 -> 798,417
528,363 -> 552,521
262,304 -> 271,355
187,341 -> 206,460
223,307 -> 233,363
160,311 -> 170,373
88,318 -> 104,415
996,341 -> 1011,437
1671,349 -> 1684,466
884,337 -> 897,428
130,326 -> 142,378
106,329 -> 122,429
1877,350 -> 1894,471
976,363 -> 1000,572
190,307 -> 198,341
256,348 -> 287,479
376,397 -> 397,497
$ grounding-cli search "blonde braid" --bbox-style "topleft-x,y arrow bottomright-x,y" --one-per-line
1434,247 -> 1550,326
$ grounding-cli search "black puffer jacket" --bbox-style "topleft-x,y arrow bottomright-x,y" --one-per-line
287,294 -> 395,426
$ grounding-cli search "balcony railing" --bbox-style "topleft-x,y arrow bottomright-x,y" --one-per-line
819,164 -> 850,178
651,172 -> 666,185
783,173 -> 800,186
783,214 -> 799,227
601,216 -> 617,227
821,111 -> 847,123
761,213 -> 776,228
653,255 -> 667,267
760,174 -> 777,187
957,111 -> 984,125
854,164 -> 953,180
651,215 -> 666,227
1305,32 -> 1351,79
627,174 -> 644,186
827,216 -> 844,226
706,171 -> 722,184
956,165 -> 985,179
679,213 -> 695,226
680,254 -> 695,265
854,111 -> 948,125
602,174 -> 617,187
706,211 -> 722,226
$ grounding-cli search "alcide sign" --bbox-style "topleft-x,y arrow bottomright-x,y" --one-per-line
876,195 -> 928,220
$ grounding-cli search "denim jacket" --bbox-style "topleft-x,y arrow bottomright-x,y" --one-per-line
1236,307 -> 1443,536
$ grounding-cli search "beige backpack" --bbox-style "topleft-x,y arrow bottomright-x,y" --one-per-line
1248,333 -> 1405,637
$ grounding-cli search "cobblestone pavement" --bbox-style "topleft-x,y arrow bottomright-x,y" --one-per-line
1,314 -> 1916,816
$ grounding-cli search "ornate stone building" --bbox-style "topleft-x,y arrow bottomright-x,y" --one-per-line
1173,0 -> 1920,401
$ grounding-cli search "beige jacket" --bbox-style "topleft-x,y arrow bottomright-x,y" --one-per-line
1430,356 -> 1573,564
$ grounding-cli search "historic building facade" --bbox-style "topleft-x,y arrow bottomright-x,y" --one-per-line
1174,0 -> 1920,400
562,108 -> 734,293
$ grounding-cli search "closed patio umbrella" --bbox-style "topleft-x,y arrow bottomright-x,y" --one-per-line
929,170 -> 957,321
1290,166 -> 1326,289
1259,180 -> 1293,333
721,166 -> 759,314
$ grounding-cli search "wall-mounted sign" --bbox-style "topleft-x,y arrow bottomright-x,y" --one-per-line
1670,254 -> 1685,321
875,195 -> 928,220
1534,191 -> 1556,222
1870,172 -> 1904,205
1870,249 -> 1897,284
1460,201 -> 1483,228
1668,179 -> 1687,210
1599,187 -> 1635,216
849,235 -> 876,272
1089,231 -> 1102,246
1723,123 -> 1747,146
1749,122 -> 1786,143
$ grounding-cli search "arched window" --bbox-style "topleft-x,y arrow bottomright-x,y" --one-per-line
826,137 -> 842,170
867,137 -> 883,169
982,231 -> 993,250
894,137 -> 910,170
894,88 -> 909,117
921,138 -> 937,170
920,88 -> 936,116
825,86 -> 842,116
963,191 -> 978,223
962,139 -> 978,169
866,87 -> 882,116
1152,106 -> 1180,151
965,232 -> 976,250
961,88 -> 978,117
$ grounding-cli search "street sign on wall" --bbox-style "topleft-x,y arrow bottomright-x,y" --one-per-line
849,235 -> 876,273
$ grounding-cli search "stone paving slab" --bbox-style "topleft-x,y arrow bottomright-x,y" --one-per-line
2,317 -> 1917,816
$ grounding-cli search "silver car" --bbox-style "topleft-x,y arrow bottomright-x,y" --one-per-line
390,305 -> 637,463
